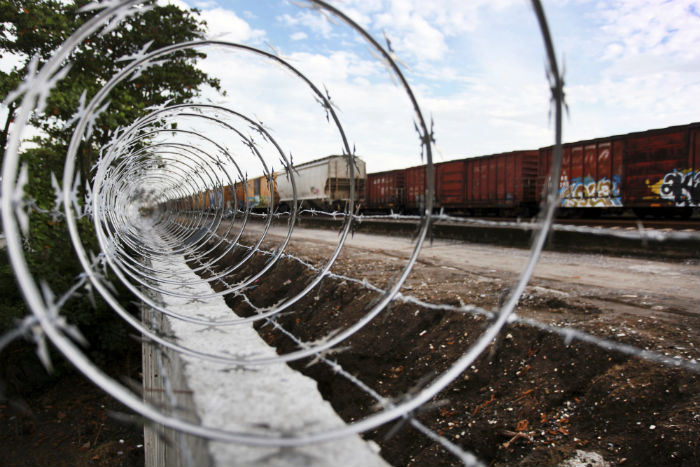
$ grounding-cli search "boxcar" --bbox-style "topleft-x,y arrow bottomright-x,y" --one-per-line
221,183 -> 249,211
205,189 -> 214,211
193,192 -> 206,210
537,122 -> 700,215
366,169 -> 404,211
463,150 -> 539,214
203,188 -> 225,211
435,159 -> 468,208
222,185 -> 236,210
276,155 -> 366,210
625,123 -> 700,212
233,173 -> 278,210
233,183 -> 246,210
403,164 -> 432,212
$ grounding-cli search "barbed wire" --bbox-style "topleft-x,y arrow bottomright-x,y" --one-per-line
190,254 -> 484,467
203,226 -> 699,373
223,208 -> 700,243
1,0 -> 696,466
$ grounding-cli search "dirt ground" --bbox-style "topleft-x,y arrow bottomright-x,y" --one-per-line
0,344 -> 144,467
4,218 -> 694,467
194,220 -> 699,466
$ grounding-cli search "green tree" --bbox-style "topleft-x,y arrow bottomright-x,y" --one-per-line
2,0 -> 220,170
1,0 -> 74,152
0,0 -> 220,360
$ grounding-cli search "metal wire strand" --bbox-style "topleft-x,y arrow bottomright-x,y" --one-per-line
5,1 -> 692,462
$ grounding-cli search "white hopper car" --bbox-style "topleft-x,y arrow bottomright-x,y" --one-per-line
276,155 -> 366,210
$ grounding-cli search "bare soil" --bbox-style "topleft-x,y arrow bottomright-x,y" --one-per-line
193,223 -> 700,467
0,344 -> 144,467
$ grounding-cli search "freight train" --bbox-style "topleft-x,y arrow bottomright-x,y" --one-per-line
173,155 -> 366,214
367,122 -> 699,218
181,122 -> 699,219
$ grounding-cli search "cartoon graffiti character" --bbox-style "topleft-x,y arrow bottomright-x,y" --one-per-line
656,170 -> 700,207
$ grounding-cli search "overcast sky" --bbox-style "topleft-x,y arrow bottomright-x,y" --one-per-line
172,0 -> 699,174
2,0 -> 699,176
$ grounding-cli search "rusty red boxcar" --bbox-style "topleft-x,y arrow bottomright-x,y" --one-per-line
625,124 -> 700,211
538,122 -> 700,215
366,169 -> 404,211
436,151 -> 538,214
435,159 -> 468,208
404,164 -> 432,212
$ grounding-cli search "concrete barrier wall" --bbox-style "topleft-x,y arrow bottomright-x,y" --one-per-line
142,306 -> 212,467
139,246 -> 390,467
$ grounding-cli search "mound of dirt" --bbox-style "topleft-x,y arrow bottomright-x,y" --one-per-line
191,237 -> 699,466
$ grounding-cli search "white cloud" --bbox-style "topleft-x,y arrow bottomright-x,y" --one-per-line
595,0 -> 700,69
600,42 -> 624,61
567,72 -> 700,131
201,8 -> 265,42
418,78 -> 553,159
186,3 -> 563,173
334,0 -> 523,64
340,0 -> 520,36
372,2 -> 448,62
193,0 -> 218,9
278,11 -> 333,39
555,0 -> 700,138
288,50 -> 383,83
328,4 -> 373,29
194,40 -> 558,174
193,44 -> 431,173
383,11 -> 448,62
177,0 -> 699,176
157,0 -> 192,11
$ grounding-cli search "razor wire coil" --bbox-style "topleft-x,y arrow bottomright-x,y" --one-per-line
1,1 -> 697,465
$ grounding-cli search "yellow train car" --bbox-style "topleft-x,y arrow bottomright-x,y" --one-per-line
232,174 -> 279,210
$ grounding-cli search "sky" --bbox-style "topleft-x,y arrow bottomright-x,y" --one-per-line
170,0 -> 700,174
2,0 -> 699,176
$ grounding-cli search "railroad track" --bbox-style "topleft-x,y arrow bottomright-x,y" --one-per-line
286,213 -> 699,260
294,213 -> 699,231
539,217 -> 699,231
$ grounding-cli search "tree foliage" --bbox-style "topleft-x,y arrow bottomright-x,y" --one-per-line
2,0 -> 220,157
0,0 -> 220,361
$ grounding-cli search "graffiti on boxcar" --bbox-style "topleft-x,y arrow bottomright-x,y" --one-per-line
559,175 -> 622,207
650,169 -> 700,207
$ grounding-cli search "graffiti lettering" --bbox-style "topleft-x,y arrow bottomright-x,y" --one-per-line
654,170 -> 700,207
559,175 -> 622,207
